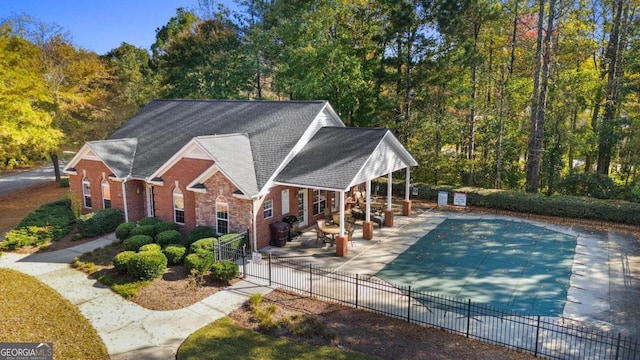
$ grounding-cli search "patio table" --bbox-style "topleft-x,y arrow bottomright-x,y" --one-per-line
320,224 -> 341,245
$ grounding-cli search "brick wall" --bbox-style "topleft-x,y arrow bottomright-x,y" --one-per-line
152,157 -> 214,235
68,159 -> 123,216
194,171 -> 252,234
254,185 -> 300,249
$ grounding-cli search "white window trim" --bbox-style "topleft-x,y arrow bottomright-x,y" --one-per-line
173,187 -> 185,224
281,189 -> 290,215
82,177 -> 92,209
263,199 -> 273,220
216,195 -> 229,235
101,179 -> 111,208
313,189 -> 326,216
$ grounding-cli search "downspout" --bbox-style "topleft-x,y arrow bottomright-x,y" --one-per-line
251,196 -> 259,253
121,176 -> 130,222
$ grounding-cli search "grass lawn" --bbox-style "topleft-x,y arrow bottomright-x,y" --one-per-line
177,317 -> 379,360
0,268 -> 109,360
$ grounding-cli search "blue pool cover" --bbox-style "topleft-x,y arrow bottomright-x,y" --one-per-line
376,219 -> 577,316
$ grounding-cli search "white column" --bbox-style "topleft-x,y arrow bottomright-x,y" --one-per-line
405,167 -> 411,201
339,190 -> 345,236
365,179 -> 371,222
387,172 -> 392,211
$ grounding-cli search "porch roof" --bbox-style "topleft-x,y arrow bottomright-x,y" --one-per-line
274,127 -> 417,191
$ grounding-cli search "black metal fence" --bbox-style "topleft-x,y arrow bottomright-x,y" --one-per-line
215,231 -> 249,262
238,254 -> 639,360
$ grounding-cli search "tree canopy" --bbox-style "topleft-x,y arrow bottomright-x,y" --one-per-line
2,0 -> 640,200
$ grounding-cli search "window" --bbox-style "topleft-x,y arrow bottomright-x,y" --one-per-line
263,199 -> 273,219
281,189 -> 289,214
216,195 -> 229,235
173,187 -> 185,224
313,190 -> 326,215
82,177 -> 92,208
102,180 -> 111,208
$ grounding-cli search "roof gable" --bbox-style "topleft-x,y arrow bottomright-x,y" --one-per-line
63,138 -> 137,178
274,127 -> 395,190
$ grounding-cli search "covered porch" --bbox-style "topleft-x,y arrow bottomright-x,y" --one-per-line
273,127 -> 417,256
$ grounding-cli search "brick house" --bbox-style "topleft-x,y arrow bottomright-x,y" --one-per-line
64,100 -> 417,253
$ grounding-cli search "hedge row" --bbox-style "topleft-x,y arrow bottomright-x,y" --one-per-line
1,198 -> 76,250
374,181 -> 640,226
76,208 -> 122,237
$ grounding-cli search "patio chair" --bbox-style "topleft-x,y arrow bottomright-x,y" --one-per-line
324,207 -> 332,223
315,227 -> 331,245
347,228 -> 355,247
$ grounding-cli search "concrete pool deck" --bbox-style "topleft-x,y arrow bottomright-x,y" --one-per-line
263,208 -> 640,339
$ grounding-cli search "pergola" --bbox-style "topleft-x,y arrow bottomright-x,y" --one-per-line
274,127 -> 417,256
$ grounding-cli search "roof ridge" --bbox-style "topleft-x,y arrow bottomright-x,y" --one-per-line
151,99 -> 327,104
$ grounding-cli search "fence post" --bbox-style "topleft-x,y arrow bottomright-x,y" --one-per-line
268,253 -> 272,286
309,264 -> 313,297
466,299 -> 471,338
534,315 -> 540,357
217,240 -> 221,262
355,274 -> 359,309
615,332 -> 621,360
241,253 -> 246,278
407,286 -> 411,323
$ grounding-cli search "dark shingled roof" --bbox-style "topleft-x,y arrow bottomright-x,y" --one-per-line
87,138 -> 137,178
107,99 -> 328,189
274,127 -> 390,190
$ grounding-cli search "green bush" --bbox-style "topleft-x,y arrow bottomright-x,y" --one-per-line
112,251 -> 136,274
186,226 -> 216,247
59,178 -> 70,187
16,198 -> 75,241
154,221 -> 180,234
210,260 -> 239,282
156,230 -> 182,247
184,252 -> 213,274
139,243 -> 162,252
76,208 -> 122,237
189,237 -> 216,254
0,226 -> 54,250
115,221 -> 137,241
127,251 -> 168,280
431,185 -> 640,226
137,217 -> 162,226
163,244 -> 186,265
122,235 -> 153,251
129,224 -> 156,237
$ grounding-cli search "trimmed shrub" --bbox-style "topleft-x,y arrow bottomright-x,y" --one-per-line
186,226 -> 216,247
184,252 -> 213,274
163,244 -> 186,265
115,221 -> 137,241
122,235 -> 153,251
59,178 -> 70,187
156,230 -> 182,247
76,208 -> 122,237
0,226 -> 54,250
139,243 -> 162,252
137,217 -> 162,226
16,198 -> 75,241
189,237 -> 216,254
210,260 -> 239,282
127,251 -> 168,280
129,224 -> 156,237
154,221 -> 180,234
112,251 -> 136,274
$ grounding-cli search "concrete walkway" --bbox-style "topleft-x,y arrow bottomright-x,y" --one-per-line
0,234 -> 272,360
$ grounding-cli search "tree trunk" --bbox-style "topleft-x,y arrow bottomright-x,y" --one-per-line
525,0 -> 546,193
50,153 -> 61,182
597,0 -> 627,175
465,21 -> 480,186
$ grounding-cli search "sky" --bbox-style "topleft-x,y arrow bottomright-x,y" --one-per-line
0,0 -> 239,55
